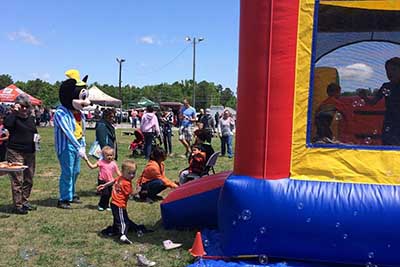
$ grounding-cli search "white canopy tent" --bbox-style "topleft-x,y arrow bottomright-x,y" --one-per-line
87,85 -> 122,106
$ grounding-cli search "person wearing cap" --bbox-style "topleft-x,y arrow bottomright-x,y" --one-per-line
4,94 -> 38,214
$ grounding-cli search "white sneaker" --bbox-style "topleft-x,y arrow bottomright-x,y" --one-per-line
136,254 -> 156,266
120,235 -> 133,244
163,240 -> 182,250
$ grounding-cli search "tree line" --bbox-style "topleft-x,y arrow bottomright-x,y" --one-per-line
0,74 -> 237,110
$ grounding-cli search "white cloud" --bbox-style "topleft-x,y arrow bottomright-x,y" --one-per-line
338,63 -> 374,81
7,30 -> 41,45
31,72 -> 50,81
139,36 -> 155,45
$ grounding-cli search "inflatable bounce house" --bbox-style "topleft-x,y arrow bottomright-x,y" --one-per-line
162,1 -> 400,266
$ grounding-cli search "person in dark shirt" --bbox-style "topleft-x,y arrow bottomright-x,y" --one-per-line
358,57 -> 400,145
4,94 -> 38,214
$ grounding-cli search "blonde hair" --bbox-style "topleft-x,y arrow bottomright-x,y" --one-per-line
101,146 -> 114,157
121,159 -> 137,173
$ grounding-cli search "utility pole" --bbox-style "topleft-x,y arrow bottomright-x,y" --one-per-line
186,36 -> 204,108
116,58 -> 126,101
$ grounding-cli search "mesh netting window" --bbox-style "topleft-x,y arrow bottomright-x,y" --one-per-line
309,1 -> 400,147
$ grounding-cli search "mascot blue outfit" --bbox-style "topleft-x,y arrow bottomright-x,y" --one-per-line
54,70 -> 90,209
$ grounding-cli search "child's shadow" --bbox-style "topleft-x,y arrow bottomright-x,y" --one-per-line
0,204 -> 14,216
30,198 -> 58,208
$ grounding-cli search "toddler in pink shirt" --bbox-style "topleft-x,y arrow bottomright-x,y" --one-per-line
84,146 -> 121,211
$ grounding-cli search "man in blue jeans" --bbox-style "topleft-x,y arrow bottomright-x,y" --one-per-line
218,110 -> 235,158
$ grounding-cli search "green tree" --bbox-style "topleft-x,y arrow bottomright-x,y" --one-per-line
0,74 -> 14,89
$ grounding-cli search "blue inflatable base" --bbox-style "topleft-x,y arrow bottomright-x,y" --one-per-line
188,230 -> 370,267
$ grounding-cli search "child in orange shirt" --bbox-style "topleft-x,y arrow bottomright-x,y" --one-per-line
314,82 -> 346,143
137,147 -> 178,202
98,159 -> 152,244
179,145 -> 206,185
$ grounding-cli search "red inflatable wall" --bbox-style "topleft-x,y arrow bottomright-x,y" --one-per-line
234,0 -> 300,179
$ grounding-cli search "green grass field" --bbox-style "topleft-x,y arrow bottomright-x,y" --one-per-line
0,127 -> 234,267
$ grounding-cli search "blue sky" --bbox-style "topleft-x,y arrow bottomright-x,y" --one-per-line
316,42 -> 400,92
1,1 -> 240,91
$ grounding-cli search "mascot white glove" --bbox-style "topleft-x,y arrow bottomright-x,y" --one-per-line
78,147 -> 87,159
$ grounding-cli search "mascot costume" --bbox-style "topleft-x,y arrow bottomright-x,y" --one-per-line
54,70 -> 90,209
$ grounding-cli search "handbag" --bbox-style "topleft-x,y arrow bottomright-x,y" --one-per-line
88,140 -> 102,159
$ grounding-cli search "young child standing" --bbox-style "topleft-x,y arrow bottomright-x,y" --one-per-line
84,146 -> 121,211
179,145 -> 206,185
98,159 -> 151,244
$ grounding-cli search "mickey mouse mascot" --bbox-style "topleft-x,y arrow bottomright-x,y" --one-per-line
54,70 -> 90,209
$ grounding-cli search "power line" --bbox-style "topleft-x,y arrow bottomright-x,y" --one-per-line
134,44 -> 191,76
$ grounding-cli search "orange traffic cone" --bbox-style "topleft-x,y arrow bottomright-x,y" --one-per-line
188,231 -> 207,257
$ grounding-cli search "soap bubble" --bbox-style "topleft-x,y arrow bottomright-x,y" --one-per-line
241,209 -> 252,221
387,244 -> 392,248
75,256 -> 88,267
335,222 -> 341,228
258,255 -> 269,265
343,234 -> 349,240
353,211 -> 358,217
203,239 -> 209,247
19,247 -> 36,261
364,137 -> 372,145
359,99 -> 366,107
382,88 -> 391,96
352,100 -> 359,107
335,112 -> 343,121
137,230 -> 143,238
373,129 -> 378,135
368,252 -> 375,259
385,126 -> 391,132
306,217 -> 312,223
253,237 -> 258,243
232,220 -> 237,226
297,202 -> 304,210
259,227 -> 267,234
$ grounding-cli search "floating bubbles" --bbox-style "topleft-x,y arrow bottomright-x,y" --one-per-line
306,217 -> 312,223
297,202 -> 304,210
364,137 -> 372,145
368,252 -> 375,259
19,247 -> 36,261
137,230 -> 144,238
385,126 -> 391,132
335,112 -> 343,121
258,255 -> 269,265
359,99 -> 366,107
382,87 -> 391,96
259,226 -> 267,234
335,222 -> 341,228
352,100 -> 359,107
353,211 -> 358,217
343,234 -> 349,240
387,244 -> 392,248
203,239 -> 210,247
241,209 -> 252,221
75,256 -> 88,267
253,237 -> 258,243
373,129 -> 378,135
232,220 -> 237,226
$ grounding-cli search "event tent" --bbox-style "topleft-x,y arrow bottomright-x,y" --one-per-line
129,97 -> 159,109
87,86 -> 122,106
0,84 -> 42,106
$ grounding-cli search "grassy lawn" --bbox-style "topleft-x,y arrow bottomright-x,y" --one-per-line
0,126 -> 234,267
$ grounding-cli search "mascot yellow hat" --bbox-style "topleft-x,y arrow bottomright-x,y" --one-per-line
65,69 -> 86,86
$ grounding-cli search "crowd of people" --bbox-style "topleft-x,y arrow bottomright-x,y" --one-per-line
0,92 -> 237,253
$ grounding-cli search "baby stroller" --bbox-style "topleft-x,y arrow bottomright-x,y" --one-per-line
129,129 -> 145,156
